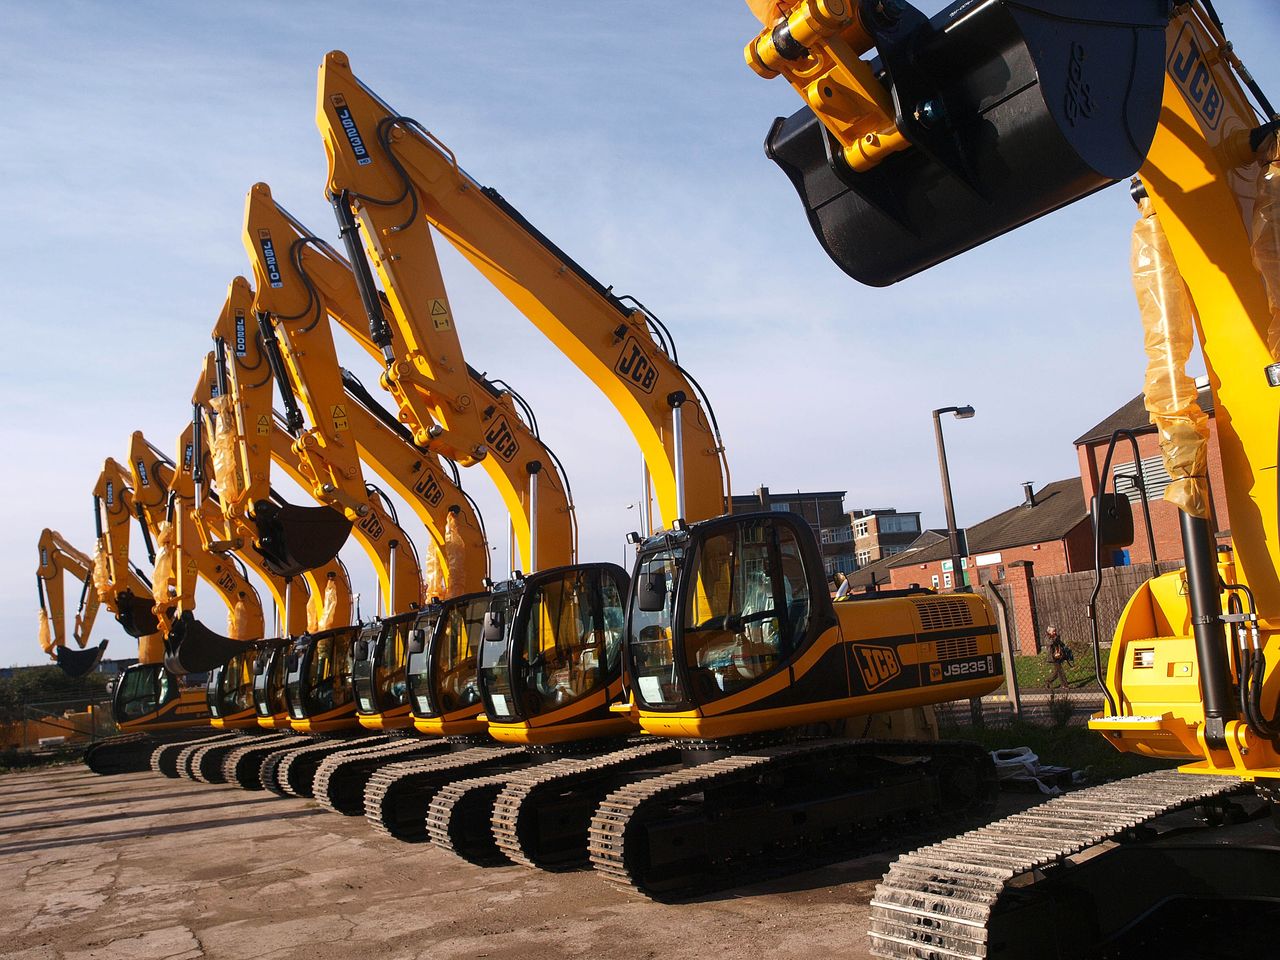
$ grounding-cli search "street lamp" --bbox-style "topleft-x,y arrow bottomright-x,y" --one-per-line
932,405 -> 975,594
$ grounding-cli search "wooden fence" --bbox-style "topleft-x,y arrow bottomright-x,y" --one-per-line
1028,560 -> 1184,654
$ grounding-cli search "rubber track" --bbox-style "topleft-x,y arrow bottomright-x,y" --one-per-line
220,733 -> 301,789
84,734 -> 157,775
150,732 -> 239,778
489,740 -> 684,869
588,739 -> 996,900
313,737 -> 450,815
867,769 -> 1243,959
364,747 -> 525,842
261,735 -> 392,798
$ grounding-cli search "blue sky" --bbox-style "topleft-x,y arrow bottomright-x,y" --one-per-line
4,1 -> 1279,667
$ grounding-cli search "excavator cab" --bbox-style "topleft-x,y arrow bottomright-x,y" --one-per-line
283,624 -> 361,732
252,638 -> 292,727
207,641 -> 267,727
352,611 -> 416,724
478,564 -> 632,745
111,662 -> 212,730
761,0 -> 1171,285
626,512 -> 827,719
410,591 -> 492,737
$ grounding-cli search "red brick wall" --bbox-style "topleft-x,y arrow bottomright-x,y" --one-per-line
886,534 -> 1079,592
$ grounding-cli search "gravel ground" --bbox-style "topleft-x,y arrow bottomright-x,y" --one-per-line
0,761 -> 1039,960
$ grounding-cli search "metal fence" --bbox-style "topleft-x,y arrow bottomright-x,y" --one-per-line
0,697 -> 117,752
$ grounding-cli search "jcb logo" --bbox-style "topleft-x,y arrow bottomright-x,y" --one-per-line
183,443 -> 194,470
217,572 -> 235,592
359,511 -> 385,540
485,415 -> 519,462
615,336 -> 658,394
135,459 -> 150,486
855,645 -> 901,691
413,470 -> 444,507
1169,24 -> 1222,130
1063,42 -> 1094,126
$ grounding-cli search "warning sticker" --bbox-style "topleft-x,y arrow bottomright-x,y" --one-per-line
256,414 -> 271,437
330,404 -> 349,432
429,298 -> 451,331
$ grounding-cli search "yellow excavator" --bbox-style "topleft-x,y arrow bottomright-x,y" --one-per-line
82,459 -> 214,774
745,1 -> 1280,956
36,528 -> 108,677
196,291 -> 433,796
312,52 -> 1004,882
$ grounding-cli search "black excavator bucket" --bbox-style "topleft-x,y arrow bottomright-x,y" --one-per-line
765,0 -> 1171,286
251,499 -> 353,579
114,589 -> 161,638
56,639 -> 108,678
164,610 -> 248,676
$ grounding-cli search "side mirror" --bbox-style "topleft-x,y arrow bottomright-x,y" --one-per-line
407,628 -> 427,654
636,571 -> 667,613
1093,492 -> 1135,549
352,639 -> 369,661
482,610 -> 504,644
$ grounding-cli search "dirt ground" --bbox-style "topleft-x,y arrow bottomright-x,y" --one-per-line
0,763 -> 1037,960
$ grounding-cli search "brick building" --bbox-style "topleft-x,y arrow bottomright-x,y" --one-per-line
849,508 -> 923,568
886,478 -> 1092,593
730,486 -> 856,576
1075,379 -> 1229,564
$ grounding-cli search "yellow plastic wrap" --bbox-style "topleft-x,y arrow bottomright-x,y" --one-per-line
209,395 -> 242,501
38,608 -> 53,656
92,540 -> 111,600
746,0 -> 787,24
318,577 -> 339,631
306,591 -> 319,634
151,521 -> 176,610
444,513 -> 465,599
227,599 -> 251,640
1250,132 -> 1280,361
421,538 -> 445,604
1132,198 -> 1211,519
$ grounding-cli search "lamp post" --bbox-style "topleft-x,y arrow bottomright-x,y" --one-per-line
932,404 -> 982,728
932,405 -> 975,594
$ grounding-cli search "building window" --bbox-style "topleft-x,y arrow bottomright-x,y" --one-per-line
931,575 -> 940,589
854,520 -> 870,538
771,502 -> 790,513
856,549 -> 872,566
943,572 -> 953,589
821,526 -> 853,544
883,545 -> 907,556
879,514 -> 920,534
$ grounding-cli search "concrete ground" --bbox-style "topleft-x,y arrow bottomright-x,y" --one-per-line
0,763 -> 1039,960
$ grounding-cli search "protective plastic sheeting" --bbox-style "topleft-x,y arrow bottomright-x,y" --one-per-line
1132,198 -> 1211,519
1250,132 -> 1280,361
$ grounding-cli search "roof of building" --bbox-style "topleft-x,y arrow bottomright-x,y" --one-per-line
887,478 -> 1088,568
1075,384 -> 1215,445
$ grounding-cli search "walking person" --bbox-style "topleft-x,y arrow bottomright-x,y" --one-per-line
1045,625 -> 1070,691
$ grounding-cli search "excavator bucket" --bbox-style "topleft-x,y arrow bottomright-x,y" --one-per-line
164,610 -> 248,675
56,639 -> 108,678
114,590 -> 161,638
250,499 -> 353,579
764,0 -> 1170,286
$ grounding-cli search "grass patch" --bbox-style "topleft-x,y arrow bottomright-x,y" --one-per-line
1009,650 -> 1101,691
941,719 -> 1178,784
